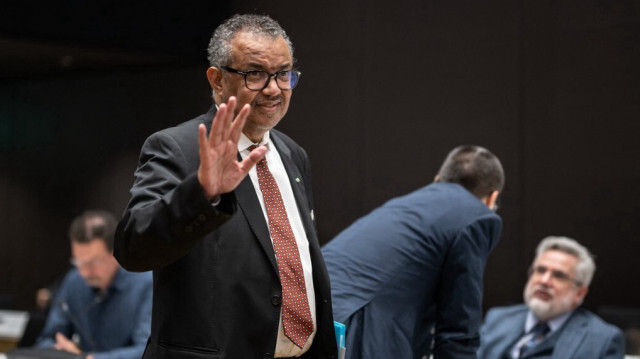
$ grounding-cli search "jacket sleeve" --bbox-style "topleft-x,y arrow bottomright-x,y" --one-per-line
432,213 -> 502,359
114,130 -> 236,272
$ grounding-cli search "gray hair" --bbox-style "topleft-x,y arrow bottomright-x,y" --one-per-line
207,14 -> 294,68
535,236 -> 596,287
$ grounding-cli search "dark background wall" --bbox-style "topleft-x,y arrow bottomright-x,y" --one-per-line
1,0 -> 639,329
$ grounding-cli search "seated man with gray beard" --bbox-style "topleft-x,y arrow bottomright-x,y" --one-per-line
478,236 -> 625,359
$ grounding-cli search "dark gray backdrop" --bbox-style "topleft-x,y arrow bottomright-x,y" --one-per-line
1,1 -> 638,330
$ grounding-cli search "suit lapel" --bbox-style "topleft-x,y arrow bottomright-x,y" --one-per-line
521,310 -> 586,358
235,175 -> 279,273
501,310 -> 528,358
271,135 -> 315,243
206,108 -> 279,273
547,310 -> 587,359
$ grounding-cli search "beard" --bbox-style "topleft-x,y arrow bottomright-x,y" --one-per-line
527,297 -> 553,319
524,284 -> 576,321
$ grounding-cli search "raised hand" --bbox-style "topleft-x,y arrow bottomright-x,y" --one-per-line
197,97 -> 267,200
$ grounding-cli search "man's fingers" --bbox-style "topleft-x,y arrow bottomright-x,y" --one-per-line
209,97 -> 238,145
230,104 -> 251,143
198,124 -> 209,164
240,146 -> 267,173
209,103 -> 227,145
221,97 -> 238,140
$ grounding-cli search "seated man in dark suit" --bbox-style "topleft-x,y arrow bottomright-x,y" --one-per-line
478,236 -> 625,359
322,145 -> 504,359
34,210 -> 152,359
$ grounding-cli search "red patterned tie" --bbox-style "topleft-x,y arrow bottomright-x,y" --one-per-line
251,146 -> 314,348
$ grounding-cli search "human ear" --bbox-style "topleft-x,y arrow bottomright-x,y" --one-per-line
206,67 -> 223,92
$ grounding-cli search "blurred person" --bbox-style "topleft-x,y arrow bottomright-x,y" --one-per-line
35,210 -> 152,359
322,145 -> 505,359
478,236 -> 624,358
17,273 -> 66,347
114,14 -> 336,359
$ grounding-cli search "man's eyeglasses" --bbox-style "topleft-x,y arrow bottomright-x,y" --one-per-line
221,66 -> 301,91
528,265 -> 583,286
70,255 -> 108,269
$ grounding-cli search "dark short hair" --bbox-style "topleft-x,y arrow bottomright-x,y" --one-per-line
436,145 -> 504,198
207,14 -> 294,68
68,210 -> 117,251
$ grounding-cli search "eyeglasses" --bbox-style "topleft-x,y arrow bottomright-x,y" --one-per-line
528,265 -> 583,286
70,255 -> 108,269
221,66 -> 301,91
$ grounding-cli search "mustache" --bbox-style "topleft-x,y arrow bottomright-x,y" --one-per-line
254,95 -> 283,104
531,284 -> 554,296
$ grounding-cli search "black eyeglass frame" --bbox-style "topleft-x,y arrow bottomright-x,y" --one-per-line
528,265 -> 583,286
221,66 -> 301,91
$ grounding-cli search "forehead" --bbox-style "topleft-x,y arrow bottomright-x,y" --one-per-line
230,32 -> 292,68
71,239 -> 109,258
535,249 -> 579,271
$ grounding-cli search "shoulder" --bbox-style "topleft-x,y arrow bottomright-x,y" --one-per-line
271,128 -> 302,149
143,110 -> 213,149
147,115 -> 206,146
271,129 -> 307,157
485,304 -> 528,323
59,269 -> 85,288
54,270 -> 91,302
572,308 -> 623,336
117,268 -> 153,289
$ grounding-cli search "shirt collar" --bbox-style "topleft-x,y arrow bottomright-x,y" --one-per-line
238,131 -> 271,153
526,309 -> 574,333
91,267 -> 126,296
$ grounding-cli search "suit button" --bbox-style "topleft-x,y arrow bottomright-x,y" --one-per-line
271,295 -> 282,306
197,214 -> 206,222
185,225 -> 193,233
263,353 -> 272,359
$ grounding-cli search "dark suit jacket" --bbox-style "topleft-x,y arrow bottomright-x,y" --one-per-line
478,304 -> 625,359
322,183 -> 503,359
114,107 -> 336,359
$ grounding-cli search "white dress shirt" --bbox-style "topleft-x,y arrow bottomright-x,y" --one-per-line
239,132 -> 317,357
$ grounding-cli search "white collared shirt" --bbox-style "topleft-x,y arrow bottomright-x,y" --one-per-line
239,132 -> 317,357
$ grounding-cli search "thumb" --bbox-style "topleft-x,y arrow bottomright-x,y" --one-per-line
240,146 -> 267,172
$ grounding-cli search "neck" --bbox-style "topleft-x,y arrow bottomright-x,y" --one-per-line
243,129 -> 265,144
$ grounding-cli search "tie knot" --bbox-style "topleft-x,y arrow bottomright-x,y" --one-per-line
531,321 -> 550,336
248,145 -> 266,165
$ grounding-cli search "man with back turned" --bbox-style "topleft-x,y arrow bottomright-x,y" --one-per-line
322,145 -> 504,359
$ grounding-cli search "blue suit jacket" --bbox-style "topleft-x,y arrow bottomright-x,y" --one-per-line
322,183 -> 502,359
478,305 -> 625,359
